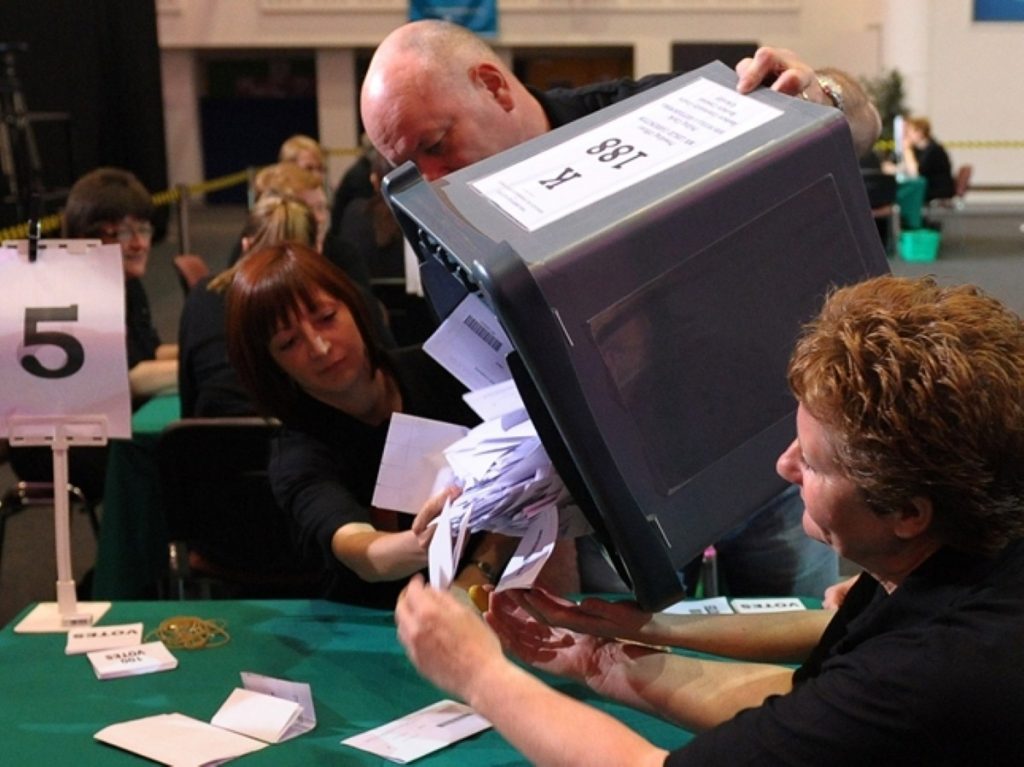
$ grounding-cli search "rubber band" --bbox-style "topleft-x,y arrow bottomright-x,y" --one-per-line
145,615 -> 230,650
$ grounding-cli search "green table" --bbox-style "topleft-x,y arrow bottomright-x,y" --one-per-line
1,599 -> 693,764
92,394 -> 180,600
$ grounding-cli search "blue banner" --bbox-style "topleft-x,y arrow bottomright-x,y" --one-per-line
409,0 -> 497,36
974,0 -> 1024,20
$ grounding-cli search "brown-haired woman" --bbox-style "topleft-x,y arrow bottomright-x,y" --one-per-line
225,242 -> 511,606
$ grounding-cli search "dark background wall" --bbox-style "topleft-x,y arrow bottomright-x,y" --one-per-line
0,0 -> 168,229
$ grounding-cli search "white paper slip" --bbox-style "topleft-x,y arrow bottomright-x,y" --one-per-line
87,640 -> 178,680
66,622 -> 144,655
236,671 -> 317,740
342,699 -> 491,763
494,503 -> 558,593
95,712 -> 266,766
423,293 -> 513,391
211,688 -> 303,744
731,597 -> 807,613
660,596 -> 735,615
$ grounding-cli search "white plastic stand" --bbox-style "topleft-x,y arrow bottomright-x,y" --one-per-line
11,415 -> 111,633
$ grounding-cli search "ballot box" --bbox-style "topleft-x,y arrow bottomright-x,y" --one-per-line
382,61 -> 889,610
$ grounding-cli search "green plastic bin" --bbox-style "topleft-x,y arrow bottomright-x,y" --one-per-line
900,229 -> 941,262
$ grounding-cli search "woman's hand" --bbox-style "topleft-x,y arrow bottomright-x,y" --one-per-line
410,485 -> 461,550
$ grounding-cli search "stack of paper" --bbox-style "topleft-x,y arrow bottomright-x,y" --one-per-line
87,641 -> 178,680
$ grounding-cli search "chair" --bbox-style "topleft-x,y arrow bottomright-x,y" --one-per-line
155,417 -> 320,599
861,169 -> 901,257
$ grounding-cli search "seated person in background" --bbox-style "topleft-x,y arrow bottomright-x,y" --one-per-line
9,168 -> 177,502
278,133 -> 326,187
333,145 -> 436,346
224,243 -> 525,607
396,274 -> 1024,765
329,132 -> 375,235
63,167 -> 178,404
178,194 -> 317,418
889,115 -> 955,201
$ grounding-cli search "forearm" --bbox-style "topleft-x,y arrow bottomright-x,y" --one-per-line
816,66 -> 881,158
634,610 -> 831,663
467,657 -> 669,767
128,358 -> 178,398
332,524 -> 426,582
588,643 -> 793,732
155,343 -> 178,361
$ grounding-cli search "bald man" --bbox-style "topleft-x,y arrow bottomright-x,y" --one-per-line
362,21 -> 880,181
361,21 -> 880,598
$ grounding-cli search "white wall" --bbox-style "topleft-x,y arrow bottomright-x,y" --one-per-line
157,0 -> 1022,196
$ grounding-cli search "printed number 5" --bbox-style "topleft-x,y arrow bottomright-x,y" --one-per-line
20,305 -> 85,379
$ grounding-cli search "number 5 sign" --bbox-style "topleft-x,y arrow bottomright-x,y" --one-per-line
0,240 -> 132,440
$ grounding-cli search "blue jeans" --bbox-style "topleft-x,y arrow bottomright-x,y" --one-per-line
712,484 -> 838,599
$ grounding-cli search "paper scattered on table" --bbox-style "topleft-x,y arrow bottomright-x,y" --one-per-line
731,597 -> 807,613
236,671 -> 317,739
66,622 -> 144,655
660,596 -> 809,615
87,640 -> 178,680
212,688 -> 304,744
660,596 -> 735,615
423,293 -> 513,392
342,699 -> 491,763
95,712 -> 266,766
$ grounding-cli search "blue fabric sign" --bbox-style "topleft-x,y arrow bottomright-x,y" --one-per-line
974,0 -> 1024,20
409,0 -> 497,36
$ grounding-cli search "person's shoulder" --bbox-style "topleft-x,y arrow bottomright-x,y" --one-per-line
535,73 -> 682,126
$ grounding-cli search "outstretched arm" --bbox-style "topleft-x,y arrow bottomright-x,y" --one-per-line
488,590 -> 794,732
396,575 -> 669,767
511,587 -> 831,663
736,47 -> 881,158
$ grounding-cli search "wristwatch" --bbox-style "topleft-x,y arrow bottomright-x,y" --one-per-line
816,74 -> 845,113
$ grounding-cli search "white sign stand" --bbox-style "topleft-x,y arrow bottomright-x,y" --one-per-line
1,237 -> 129,633
10,416 -> 112,632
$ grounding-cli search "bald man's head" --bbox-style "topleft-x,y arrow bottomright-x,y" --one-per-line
361,21 -> 549,180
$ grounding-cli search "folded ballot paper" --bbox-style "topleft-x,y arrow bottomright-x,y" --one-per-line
94,672 -> 315,765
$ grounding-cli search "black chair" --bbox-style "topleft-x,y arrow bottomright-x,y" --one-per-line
155,417 -> 320,599
861,169 -> 900,256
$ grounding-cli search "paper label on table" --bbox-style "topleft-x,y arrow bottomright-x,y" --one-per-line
211,688 -> 304,744
66,622 -> 143,655
342,699 -> 491,763
0,239 -> 131,439
471,77 -> 783,231
423,293 -> 513,391
87,640 -> 178,680
731,597 -> 807,613
660,596 -> 735,615
236,671 -> 317,740
95,712 -> 267,766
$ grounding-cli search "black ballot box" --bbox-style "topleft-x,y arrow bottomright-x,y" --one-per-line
382,61 -> 889,610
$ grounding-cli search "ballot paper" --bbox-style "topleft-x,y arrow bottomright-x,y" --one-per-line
423,293 -> 513,391
66,622 -> 144,655
87,640 -> 178,680
660,596 -> 735,615
494,503 -> 558,592
95,712 -> 267,765
342,699 -> 491,763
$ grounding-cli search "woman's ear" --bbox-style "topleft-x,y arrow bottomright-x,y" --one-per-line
893,496 -> 934,540
240,236 -> 252,254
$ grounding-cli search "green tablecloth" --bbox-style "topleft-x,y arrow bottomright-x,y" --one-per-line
92,395 -> 180,600
1,599 -> 693,764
